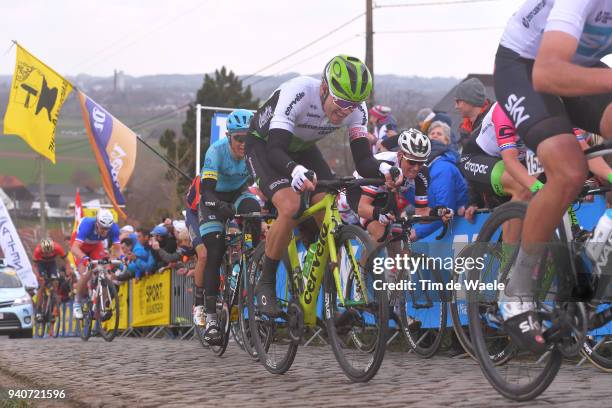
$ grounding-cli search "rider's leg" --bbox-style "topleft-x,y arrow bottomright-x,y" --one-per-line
599,103 -> 612,138
201,232 -> 225,322
499,170 -> 532,245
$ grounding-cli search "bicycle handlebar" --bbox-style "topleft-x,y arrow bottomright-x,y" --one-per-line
90,259 -> 123,267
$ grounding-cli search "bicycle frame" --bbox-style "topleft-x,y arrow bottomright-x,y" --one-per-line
285,192 -> 368,327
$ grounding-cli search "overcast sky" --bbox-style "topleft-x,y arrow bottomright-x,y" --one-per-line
1,0 -> 526,79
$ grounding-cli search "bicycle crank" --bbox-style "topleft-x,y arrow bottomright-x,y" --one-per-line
287,300 -> 304,343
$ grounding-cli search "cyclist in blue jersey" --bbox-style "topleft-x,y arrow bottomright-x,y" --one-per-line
70,209 -> 121,319
192,109 -> 261,345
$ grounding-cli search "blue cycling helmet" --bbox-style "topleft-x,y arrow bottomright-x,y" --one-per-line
226,109 -> 253,134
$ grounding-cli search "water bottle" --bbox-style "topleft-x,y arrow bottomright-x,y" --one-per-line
302,243 -> 317,277
586,209 -> 612,267
230,263 -> 240,289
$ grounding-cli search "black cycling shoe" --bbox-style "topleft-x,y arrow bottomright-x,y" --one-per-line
255,280 -> 282,317
204,321 -> 223,346
503,310 -> 547,354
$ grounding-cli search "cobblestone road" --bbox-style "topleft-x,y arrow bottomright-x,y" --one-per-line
0,337 -> 609,407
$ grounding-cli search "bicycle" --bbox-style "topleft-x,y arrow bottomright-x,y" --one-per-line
375,193 -> 451,358
78,259 -> 122,342
467,141 -> 612,401
246,176 -> 389,382
195,213 -> 274,357
34,274 -> 62,338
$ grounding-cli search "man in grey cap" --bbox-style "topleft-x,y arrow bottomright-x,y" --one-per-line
454,78 -> 492,152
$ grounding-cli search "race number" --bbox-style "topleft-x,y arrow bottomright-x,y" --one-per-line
525,149 -> 544,176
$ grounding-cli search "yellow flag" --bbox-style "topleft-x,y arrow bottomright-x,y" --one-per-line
3,44 -> 73,164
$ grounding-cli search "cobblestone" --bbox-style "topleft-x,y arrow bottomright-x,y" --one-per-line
0,337 -> 609,407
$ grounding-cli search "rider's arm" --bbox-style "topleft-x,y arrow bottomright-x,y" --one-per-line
71,241 -> 86,260
267,128 -> 299,176
500,148 -> 539,191
579,138 -> 612,183
350,136 -> 385,178
357,190 -> 377,220
534,23 -> 612,96
110,243 -> 121,259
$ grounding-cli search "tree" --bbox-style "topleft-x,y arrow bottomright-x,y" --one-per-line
160,67 -> 259,197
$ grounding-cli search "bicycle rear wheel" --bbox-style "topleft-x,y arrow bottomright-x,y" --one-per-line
97,280 -> 119,342
324,225 -> 388,382
247,241 -> 297,375
467,201 -> 562,401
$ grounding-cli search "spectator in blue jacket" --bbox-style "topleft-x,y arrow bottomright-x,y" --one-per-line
413,121 -> 468,239
120,237 -> 154,281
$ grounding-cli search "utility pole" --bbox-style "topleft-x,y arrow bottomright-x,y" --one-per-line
366,0 -> 374,103
38,155 -> 47,238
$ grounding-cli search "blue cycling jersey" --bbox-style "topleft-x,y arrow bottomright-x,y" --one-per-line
75,217 -> 120,245
201,138 -> 250,192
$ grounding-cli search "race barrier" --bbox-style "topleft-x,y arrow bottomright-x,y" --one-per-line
34,196 -> 609,340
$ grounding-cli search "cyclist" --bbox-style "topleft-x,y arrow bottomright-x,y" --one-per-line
352,129 -> 454,243
192,108 -> 261,345
70,209 -> 121,319
32,238 -> 73,322
246,55 -> 401,316
494,0 -> 612,352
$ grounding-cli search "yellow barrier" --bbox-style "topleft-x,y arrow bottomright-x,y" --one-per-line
101,281 -> 130,331
131,269 -> 172,327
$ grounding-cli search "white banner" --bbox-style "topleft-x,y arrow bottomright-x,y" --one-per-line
0,199 -> 36,288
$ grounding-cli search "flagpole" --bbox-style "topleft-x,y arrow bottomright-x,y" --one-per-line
134,134 -> 191,181
38,155 -> 47,237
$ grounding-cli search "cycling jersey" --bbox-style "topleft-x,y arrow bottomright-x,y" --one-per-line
201,137 -> 250,192
33,242 -> 66,262
501,0 -> 612,67
250,76 -> 368,152
75,217 -> 120,245
357,151 -> 429,211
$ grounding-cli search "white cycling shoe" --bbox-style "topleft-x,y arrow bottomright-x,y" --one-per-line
73,302 -> 83,320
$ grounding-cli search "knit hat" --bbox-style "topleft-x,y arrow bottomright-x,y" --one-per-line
369,105 -> 391,121
455,78 -> 486,107
120,225 -> 134,234
416,108 -> 435,124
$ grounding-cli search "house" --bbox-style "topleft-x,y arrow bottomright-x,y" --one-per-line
433,73 -> 495,136
27,184 -> 108,219
0,176 -> 32,210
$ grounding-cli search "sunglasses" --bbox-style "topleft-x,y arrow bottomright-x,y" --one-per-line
230,133 -> 247,143
330,93 -> 361,111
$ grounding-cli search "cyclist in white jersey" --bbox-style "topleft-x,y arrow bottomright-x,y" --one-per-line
494,0 -> 612,352
246,55 -> 402,315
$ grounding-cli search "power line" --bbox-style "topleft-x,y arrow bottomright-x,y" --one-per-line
374,0 -> 501,8
376,26 -> 504,34
247,33 -> 364,88
72,1 -> 210,74
242,12 -> 365,85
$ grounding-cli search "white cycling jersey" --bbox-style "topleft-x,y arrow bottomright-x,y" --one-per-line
251,76 -> 368,152
501,0 -> 612,66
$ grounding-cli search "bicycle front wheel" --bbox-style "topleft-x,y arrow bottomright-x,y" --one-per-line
246,241 -> 297,375
79,300 -> 93,341
49,294 -> 62,338
324,225 -> 388,382
97,280 -> 120,342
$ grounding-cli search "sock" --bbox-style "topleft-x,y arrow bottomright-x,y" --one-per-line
502,247 -> 542,299
205,295 -> 217,315
260,256 -> 280,285
194,286 -> 204,307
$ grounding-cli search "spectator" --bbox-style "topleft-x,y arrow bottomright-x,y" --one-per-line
150,229 -> 195,266
413,123 -> 468,239
368,105 -> 398,153
135,227 -> 155,275
149,225 -> 177,270
119,225 -> 135,241
120,237 -> 153,281
162,218 -> 175,237
454,78 -> 492,152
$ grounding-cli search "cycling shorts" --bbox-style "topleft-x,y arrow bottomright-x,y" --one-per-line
459,154 -> 507,197
36,261 -> 59,280
245,135 -> 334,200
494,45 -> 612,151
199,191 -> 260,237
75,242 -> 107,263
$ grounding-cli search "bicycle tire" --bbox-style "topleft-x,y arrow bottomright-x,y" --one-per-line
324,224 -> 388,382
247,241 -> 298,375
80,300 -> 93,341
97,280 -> 120,342
49,294 -> 61,338
399,258 -> 447,358
34,291 -> 48,338
211,260 -> 232,356
238,267 -> 262,360
467,201 -> 562,401
581,303 -> 612,372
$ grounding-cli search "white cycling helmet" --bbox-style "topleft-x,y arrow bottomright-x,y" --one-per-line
397,128 -> 431,162
96,209 -> 114,228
